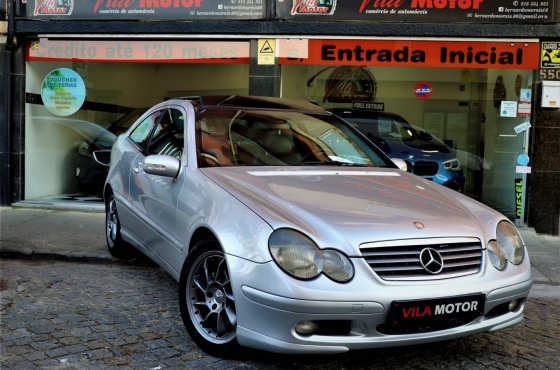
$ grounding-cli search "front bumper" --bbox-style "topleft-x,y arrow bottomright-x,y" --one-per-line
229,252 -> 532,354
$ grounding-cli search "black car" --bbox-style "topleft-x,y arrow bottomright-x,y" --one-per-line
76,108 -> 148,194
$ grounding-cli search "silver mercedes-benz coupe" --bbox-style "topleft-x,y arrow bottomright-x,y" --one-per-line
104,95 -> 532,357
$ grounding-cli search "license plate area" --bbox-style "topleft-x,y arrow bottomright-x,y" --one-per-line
389,294 -> 485,327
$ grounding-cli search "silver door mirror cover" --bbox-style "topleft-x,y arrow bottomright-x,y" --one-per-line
143,155 -> 180,178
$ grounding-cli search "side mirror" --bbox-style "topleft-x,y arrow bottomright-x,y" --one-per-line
390,158 -> 409,172
143,155 -> 180,178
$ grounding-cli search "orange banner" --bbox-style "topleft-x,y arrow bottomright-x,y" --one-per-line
27,39 -> 250,64
279,39 -> 540,69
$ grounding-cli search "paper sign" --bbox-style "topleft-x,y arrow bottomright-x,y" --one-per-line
500,101 -> 518,117
41,68 -> 86,116
514,122 -> 531,134
518,102 -> 532,116
258,39 -> 275,65
516,166 -> 532,173
519,89 -> 532,102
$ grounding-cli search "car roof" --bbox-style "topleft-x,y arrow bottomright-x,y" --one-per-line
169,95 -> 328,113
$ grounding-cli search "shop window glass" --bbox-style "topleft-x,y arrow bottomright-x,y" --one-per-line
24,50 -> 249,202
280,64 -> 534,220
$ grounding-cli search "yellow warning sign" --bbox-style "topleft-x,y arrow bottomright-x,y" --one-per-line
541,42 -> 560,69
258,39 -> 275,65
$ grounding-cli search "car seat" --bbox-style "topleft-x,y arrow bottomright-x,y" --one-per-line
262,132 -> 302,164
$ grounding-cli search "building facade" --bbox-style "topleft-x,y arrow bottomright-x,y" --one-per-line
1,1 -> 560,234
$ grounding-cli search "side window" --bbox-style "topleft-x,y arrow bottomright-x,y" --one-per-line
146,108 -> 184,159
129,111 -> 162,150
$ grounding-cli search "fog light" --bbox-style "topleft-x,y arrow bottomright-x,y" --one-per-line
295,320 -> 318,336
508,299 -> 520,311
76,167 -> 81,177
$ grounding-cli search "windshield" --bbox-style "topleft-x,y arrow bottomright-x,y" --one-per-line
196,108 -> 392,168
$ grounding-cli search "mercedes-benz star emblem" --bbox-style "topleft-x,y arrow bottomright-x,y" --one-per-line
419,248 -> 444,274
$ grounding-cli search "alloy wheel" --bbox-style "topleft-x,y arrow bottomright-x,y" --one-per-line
106,197 -> 119,248
186,251 -> 237,344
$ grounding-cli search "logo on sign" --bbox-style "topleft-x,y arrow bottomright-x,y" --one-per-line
414,81 -> 432,100
291,0 -> 337,15
306,66 -> 377,103
34,0 -> 74,16
325,66 -> 376,103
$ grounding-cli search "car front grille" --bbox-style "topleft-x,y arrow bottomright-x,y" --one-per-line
359,237 -> 482,281
413,160 -> 439,176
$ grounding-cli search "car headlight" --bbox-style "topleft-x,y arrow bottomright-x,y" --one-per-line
487,241 -> 506,270
443,158 -> 462,171
496,221 -> 525,265
78,142 -> 92,158
487,221 -> 525,270
269,229 -> 354,282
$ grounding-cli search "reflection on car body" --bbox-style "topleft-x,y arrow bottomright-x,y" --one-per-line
104,96 -> 532,357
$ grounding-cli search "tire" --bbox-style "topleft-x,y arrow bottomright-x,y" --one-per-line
105,194 -> 137,260
179,240 -> 240,357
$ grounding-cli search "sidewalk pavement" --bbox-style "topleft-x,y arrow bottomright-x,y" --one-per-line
1,205 -> 558,297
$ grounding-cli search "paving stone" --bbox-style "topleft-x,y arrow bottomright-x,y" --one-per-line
29,340 -> 59,351
62,343 -> 89,354
82,339 -> 111,350
100,331 -> 119,339
57,336 -> 85,346
144,338 -> 171,349
45,347 -> 68,358
35,358 -> 60,367
130,352 -> 158,362
152,346 -> 180,358
86,348 -> 113,360
12,337 -> 33,346
4,345 -> 32,356
22,351 -> 48,362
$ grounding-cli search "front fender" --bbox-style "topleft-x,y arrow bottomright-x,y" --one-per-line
177,169 -> 274,264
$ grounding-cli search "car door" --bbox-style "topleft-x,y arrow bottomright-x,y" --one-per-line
115,109 -> 162,233
128,106 -> 186,269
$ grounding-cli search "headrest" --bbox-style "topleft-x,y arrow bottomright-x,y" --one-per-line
263,134 -> 294,156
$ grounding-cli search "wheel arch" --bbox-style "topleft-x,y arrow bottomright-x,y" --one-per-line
103,184 -> 113,206
188,226 -> 220,254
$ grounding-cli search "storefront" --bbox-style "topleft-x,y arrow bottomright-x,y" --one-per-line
2,0 -> 560,233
